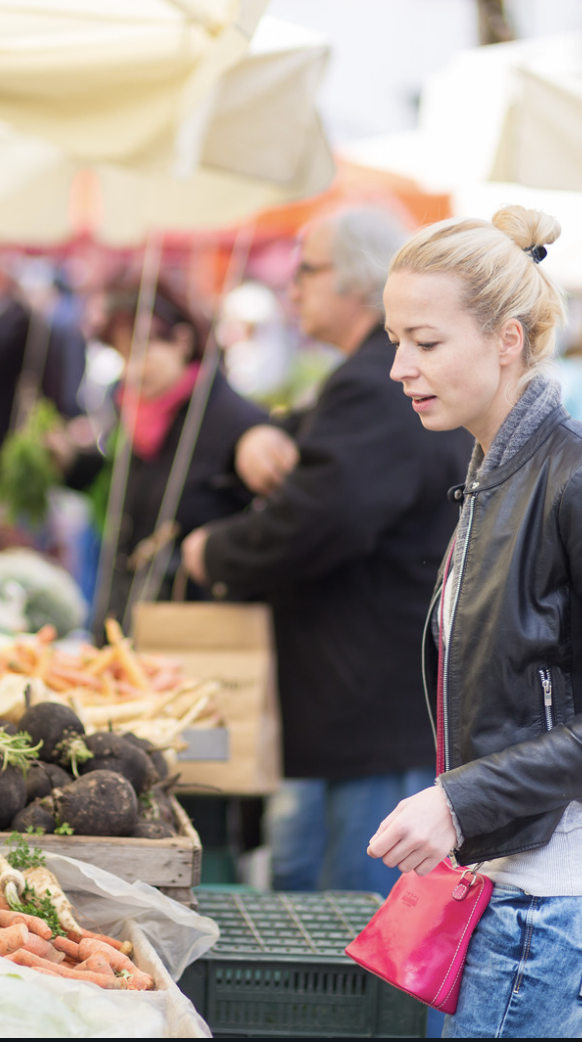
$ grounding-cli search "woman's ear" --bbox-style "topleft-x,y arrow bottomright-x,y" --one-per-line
172,322 -> 195,361
498,318 -> 524,367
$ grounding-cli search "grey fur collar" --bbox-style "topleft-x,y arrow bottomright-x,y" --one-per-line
447,376 -> 562,606
465,375 -> 562,487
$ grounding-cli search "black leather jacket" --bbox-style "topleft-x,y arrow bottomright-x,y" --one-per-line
424,406 -> 582,864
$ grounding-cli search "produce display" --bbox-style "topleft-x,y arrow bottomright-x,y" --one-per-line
0,619 -> 222,746
0,836 -> 153,991
0,619 -> 224,840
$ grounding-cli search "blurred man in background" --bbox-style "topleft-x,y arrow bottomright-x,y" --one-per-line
182,208 -> 471,894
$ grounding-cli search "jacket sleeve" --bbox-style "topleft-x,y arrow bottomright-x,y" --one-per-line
441,464 -> 582,840
203,360 -> 426,598
440,717 -> 582,840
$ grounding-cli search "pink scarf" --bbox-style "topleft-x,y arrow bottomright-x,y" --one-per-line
116,362 -> 200,461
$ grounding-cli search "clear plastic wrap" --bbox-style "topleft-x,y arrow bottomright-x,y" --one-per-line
0,850 -> 219,1037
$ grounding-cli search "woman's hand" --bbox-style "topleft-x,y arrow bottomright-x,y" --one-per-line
367,785 -> 457,876
235,425 -> 299,496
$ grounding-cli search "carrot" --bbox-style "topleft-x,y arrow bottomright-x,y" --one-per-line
53,935 -> 80,959
77,938 -> 153,989
73,928 -> 132,956
44,667 -> 102,690
36,625 -> 58,645
76,953 -> 115,977
7,948 -> 128,988
27,965 -> 63,978
0,922 -> 28,955
23,934 -> 64,962
83,646 -> 117,676
0,908 -> 53,940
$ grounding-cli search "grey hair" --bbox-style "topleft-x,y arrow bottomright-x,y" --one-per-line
329,208 -> 408,309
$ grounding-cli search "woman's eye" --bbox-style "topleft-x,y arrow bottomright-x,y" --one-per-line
386,339 -> 399,349
418,342 -> 438,350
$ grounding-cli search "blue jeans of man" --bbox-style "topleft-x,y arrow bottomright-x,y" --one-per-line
265,769 -> 435,897
443,886 -> 582,1038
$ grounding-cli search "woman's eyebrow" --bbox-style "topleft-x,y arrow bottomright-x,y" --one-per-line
384,323 -> 440,334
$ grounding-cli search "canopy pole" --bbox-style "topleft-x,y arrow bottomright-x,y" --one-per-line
123,220 -> 256,631
91,230 -> 162,642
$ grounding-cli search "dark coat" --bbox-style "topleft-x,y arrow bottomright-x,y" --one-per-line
432,407 -> 582,864
0,298 -> 85,444
204,326 -> 472,779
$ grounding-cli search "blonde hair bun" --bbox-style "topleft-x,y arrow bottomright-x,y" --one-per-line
492,205 -> 561,251
389,205 -> 566,385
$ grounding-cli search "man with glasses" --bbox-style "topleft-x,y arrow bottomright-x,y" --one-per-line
182,208 -> 471,893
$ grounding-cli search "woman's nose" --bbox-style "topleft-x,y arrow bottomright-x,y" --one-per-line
390,345 -> 408,384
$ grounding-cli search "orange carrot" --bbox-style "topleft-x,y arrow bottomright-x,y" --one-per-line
73,928 -> 132,955
44,667 -> 102,690
76,953 -> 115,977
7,948 -> 128,988
53,936 -> 80,960
0,923 -> 28,955
0,908 -> 53,940
36,625 -> 58,645
23,934 -> 64,963
77,938 -> 153,989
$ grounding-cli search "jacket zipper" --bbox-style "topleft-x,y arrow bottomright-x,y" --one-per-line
422,494 -> 477,769
422,587 -> 441,748
538,668 -> 554,730
441,495 -> 476,772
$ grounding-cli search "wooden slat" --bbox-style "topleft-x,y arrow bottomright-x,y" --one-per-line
0,797 -> 202,890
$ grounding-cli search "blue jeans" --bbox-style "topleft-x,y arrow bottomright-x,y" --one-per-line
443,886 -> 582,1038
265,769 -> 435,896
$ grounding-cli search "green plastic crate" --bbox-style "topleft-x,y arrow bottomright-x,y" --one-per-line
181,889 -> 427,1038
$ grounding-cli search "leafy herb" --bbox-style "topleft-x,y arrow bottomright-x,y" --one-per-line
15,884 -> 65,937
0,727 -> 43,775
0,398 -> 62,526
5,830 -> 45,871
4,833 -> 65,935
53,734 -> 93,778
54,821 -> 74,835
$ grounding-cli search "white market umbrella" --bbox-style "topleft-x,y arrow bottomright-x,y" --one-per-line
0,17 -> 334,244
340,31 -> 582,291
0,0 -> 268,175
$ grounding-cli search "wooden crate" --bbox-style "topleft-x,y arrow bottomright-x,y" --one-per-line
0,797 -> 201,906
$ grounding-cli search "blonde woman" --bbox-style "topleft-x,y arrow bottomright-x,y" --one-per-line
369,206 -> 582,1037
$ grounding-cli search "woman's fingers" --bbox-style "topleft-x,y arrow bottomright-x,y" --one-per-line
367,785 -> 456,873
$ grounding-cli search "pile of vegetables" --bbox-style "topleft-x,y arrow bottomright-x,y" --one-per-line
0,701 -> 180,840
0,619 -> 228,842
0,835 -> 153,990
0,619 -> 223,747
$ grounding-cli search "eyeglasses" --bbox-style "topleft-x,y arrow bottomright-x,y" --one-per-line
292,261 -> 334,283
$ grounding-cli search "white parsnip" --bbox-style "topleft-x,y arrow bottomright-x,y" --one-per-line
22,867 -> 82,937
0,854 -> 25,908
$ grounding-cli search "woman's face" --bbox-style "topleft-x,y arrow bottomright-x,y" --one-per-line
110,316 -> 192,400
384,270 -> 524,452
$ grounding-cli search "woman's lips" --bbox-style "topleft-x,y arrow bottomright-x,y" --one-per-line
410,394 -> 436,412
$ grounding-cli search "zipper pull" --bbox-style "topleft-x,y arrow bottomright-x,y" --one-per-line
539,670 -> 552,707
538,669 -> 553,730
